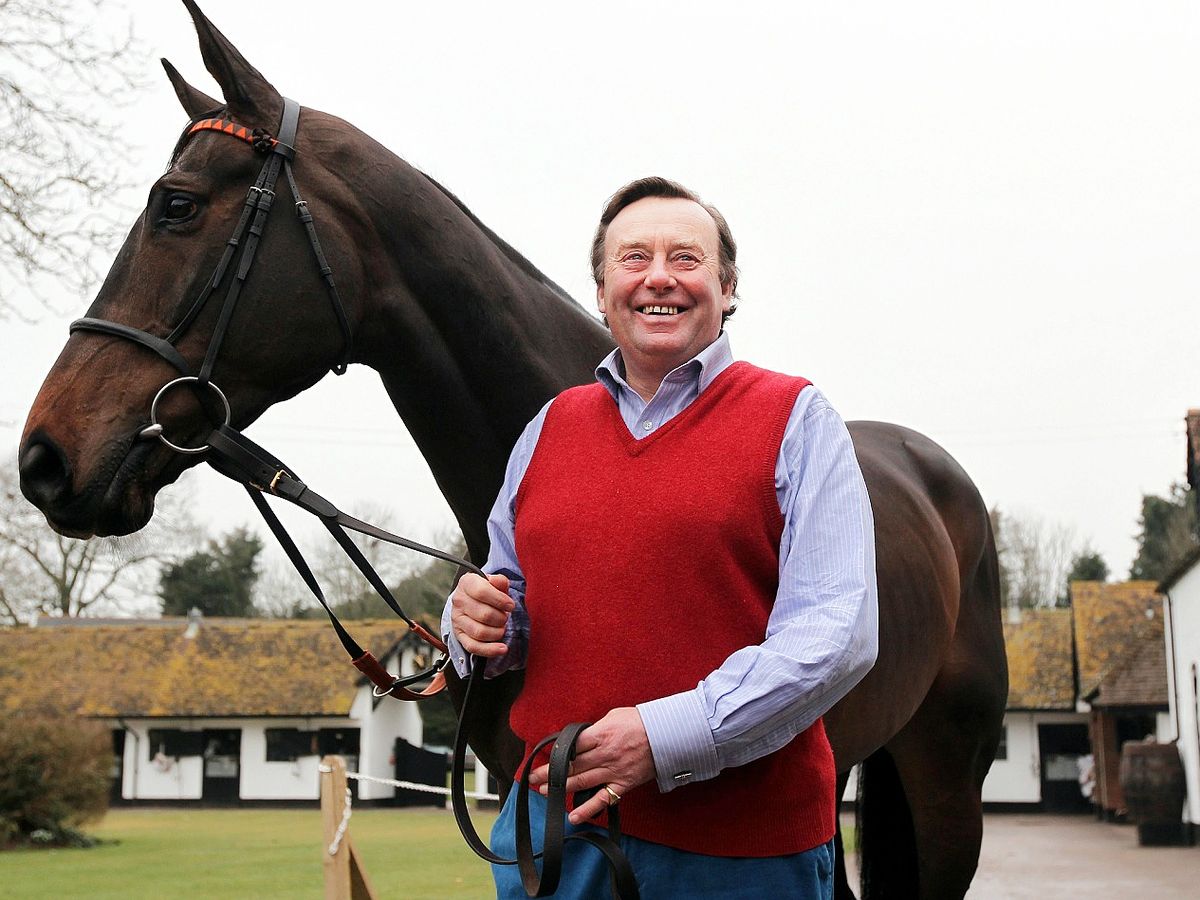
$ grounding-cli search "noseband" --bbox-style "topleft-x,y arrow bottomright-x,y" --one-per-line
66,98 -> 638,899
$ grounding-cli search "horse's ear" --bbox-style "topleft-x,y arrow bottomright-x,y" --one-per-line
161,58 -> 220,118
182,0 -> 281,124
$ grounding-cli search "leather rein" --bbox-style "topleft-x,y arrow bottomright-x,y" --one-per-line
70,98 -> 638,900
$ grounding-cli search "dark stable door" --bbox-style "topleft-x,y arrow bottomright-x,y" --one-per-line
202,729 -> 241,803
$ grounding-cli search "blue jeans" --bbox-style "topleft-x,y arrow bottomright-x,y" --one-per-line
490,788 -> 834,899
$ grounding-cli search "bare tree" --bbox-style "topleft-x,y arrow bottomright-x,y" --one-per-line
0,460 -> 202,624
991,507 -> 1079,609
255,506 -> 463,621
0,0 -> 145,317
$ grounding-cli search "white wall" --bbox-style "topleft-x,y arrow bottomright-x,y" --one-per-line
354,646 -> 427,801
982,712 -> 1040,803
120,720 -> 202,800
1166,566 -> 1200,826
239,719 -> 346,801
980,711 -> 1090,804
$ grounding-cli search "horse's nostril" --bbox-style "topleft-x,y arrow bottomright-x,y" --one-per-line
18,439 -> 72,508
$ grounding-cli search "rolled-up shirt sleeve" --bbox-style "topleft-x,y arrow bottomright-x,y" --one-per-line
636,391 -> 878,792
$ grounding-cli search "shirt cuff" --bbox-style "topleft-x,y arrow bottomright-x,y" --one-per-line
441,617 -> 523,679
636,690 -> 721,793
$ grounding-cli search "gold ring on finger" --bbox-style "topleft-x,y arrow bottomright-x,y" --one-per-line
603,785 -> 621,806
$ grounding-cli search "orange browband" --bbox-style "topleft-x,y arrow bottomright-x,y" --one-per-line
187,117 -> 278,151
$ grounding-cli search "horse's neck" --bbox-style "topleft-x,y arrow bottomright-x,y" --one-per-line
349,157 -> 613,557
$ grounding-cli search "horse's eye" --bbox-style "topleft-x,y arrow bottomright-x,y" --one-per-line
163,195 -> 198,223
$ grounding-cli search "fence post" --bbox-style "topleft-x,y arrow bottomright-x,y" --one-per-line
320,754 -> 378,900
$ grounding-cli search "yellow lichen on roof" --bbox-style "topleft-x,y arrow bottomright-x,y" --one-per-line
1003,608 -> 1074,709
0,619 -> 414,718
1070,581 -> 1164,700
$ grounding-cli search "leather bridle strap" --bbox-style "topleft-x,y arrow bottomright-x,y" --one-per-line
452,663 -> 640,899
70,97 -> 352,381
206,424 -> 639,897
204,423 -> 453,698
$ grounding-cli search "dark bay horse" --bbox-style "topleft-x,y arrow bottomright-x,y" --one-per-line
18,3 -> 1007,896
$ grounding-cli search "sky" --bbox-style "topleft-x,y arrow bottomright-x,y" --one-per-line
2,0 -> 1198,586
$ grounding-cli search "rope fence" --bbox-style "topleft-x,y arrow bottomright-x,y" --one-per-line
318,754 -> 500,900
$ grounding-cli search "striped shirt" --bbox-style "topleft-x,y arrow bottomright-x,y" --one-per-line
442,333 -> 879,792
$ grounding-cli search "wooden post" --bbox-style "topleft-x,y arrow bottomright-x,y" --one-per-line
320,754 -> 378,900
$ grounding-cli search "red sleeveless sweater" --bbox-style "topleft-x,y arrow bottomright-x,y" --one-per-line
511,361 -> 836,857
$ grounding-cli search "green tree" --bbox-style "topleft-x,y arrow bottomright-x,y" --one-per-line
1129,483 -> 1199,582
1061,549 -> 1109,604
159,528 -> 263,617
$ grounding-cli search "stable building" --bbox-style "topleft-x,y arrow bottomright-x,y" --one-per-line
984,607 -> 1089,810
983,581 -> 1170,813
0,615 -> 437,804
1073,581 -> 1172,819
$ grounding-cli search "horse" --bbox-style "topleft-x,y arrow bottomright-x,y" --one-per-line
18,3 -> 1008,896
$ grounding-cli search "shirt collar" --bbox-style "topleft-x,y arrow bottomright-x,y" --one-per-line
595,332 -> 735,401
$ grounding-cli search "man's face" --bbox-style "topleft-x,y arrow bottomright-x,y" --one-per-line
597,196 -> 732,385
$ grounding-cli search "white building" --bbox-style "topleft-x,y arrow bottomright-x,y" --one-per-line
1160,547 -> 1200,839
982,607 -> 1091,809
0,616 -> 440,804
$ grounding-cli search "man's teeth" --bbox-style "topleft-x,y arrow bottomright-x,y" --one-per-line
640,306 -> 681,315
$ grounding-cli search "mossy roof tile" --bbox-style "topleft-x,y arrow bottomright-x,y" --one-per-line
0,618 -> 413,717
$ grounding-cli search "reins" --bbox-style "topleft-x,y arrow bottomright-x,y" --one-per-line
69,98 -> 639,900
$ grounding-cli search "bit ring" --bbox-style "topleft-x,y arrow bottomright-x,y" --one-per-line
147,376 -> 231,455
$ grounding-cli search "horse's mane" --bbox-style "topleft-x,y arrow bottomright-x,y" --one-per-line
419,172 -> 590,313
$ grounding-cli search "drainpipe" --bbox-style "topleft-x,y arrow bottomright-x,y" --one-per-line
118,718 -> 139,801
1163,593 -> 1180,743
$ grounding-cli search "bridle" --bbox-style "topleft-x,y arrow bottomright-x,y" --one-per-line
69,98 -> 638,899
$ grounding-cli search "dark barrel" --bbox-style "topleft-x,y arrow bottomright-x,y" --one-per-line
1118,740 -> 1188,846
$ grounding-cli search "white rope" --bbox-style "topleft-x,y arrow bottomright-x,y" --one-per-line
327,786 -> 352,856
344,769 -> 500,802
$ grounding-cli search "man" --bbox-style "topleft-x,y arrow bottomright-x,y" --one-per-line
443,177 -> 878,898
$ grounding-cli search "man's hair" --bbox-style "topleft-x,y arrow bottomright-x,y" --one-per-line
590,176 -> 739,321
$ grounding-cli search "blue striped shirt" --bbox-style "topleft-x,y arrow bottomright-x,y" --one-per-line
442,333 -> 878,792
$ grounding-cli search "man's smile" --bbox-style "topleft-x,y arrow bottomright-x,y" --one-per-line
637,305 -> 683,316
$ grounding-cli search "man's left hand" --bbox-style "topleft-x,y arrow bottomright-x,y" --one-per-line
527,707 -> 655,825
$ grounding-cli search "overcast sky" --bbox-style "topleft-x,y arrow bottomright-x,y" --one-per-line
3,0 -> 1198,586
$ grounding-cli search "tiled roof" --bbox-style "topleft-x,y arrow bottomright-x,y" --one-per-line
1070,581 -> 1164,701
1002,608 -> 1075,710
1088,636 -> 1169,708
0,618 -> 415,718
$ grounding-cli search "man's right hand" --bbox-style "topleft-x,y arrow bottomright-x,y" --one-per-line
449,572 -> 515,658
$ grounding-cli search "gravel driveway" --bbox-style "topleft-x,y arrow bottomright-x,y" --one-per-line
842,813 -> 1199,897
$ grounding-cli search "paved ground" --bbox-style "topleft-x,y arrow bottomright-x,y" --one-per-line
842,813 -> 1200,897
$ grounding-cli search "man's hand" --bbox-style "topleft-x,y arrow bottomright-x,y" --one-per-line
450,573 -> 514,658
528,707 -> 655,825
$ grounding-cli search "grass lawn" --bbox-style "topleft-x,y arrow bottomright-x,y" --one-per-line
3,806 -> 499,899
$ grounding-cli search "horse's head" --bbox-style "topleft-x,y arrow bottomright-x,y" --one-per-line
19,1 -> 371,537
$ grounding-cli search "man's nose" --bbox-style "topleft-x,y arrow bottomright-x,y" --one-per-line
643,253 -> 675,290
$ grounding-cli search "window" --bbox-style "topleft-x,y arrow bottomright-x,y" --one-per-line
147,728 -> 204,759
265,728 -> 318,762
994,725 -> 1007,761
317,727 -> 360,757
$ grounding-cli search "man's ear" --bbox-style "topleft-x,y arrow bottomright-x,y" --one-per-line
596,284 -> 607,315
